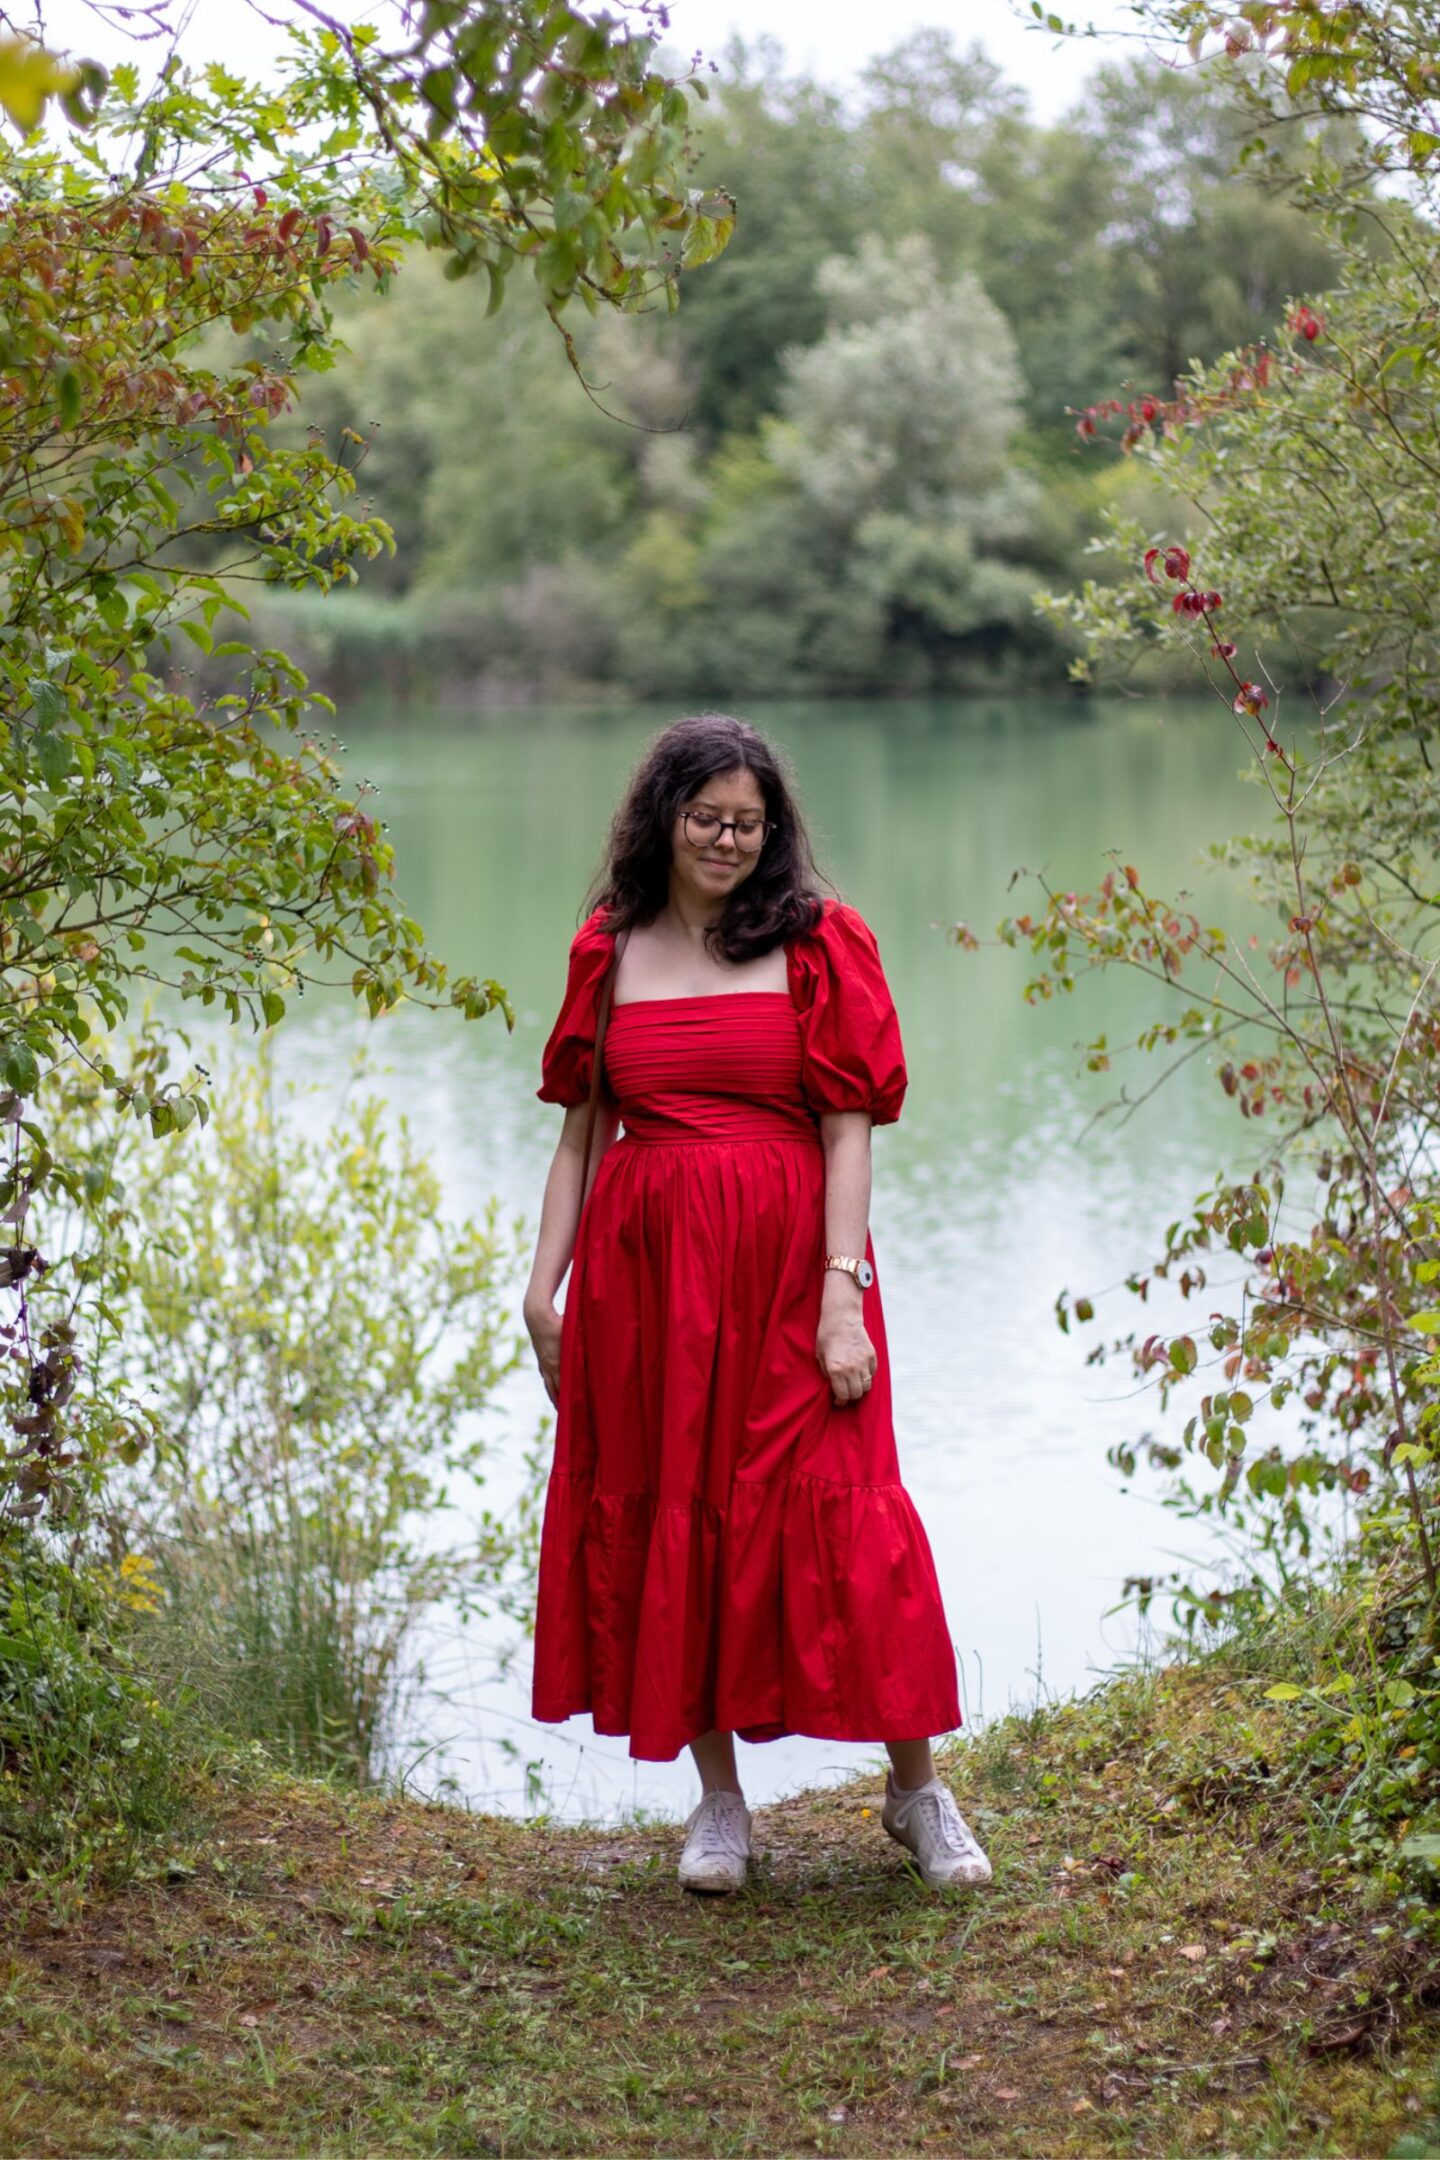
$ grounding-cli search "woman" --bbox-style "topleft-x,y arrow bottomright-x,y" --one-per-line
523,713 -> 991,1895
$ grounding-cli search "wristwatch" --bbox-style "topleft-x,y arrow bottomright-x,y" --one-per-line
825,1252 -> 874,1290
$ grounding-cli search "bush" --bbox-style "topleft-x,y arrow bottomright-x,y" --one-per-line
13,1039 -> 541,1815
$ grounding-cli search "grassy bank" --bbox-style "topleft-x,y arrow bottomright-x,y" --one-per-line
4,1645 -> 1440,2158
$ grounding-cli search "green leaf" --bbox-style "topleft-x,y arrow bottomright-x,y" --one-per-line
1285,52 -> 1343,95
261,989 -> 285,1027
34,732 -> 72,787
1263,1683 -> 1305,1702
56,363 -> 82,429
1,1039 -> 39,1093
29,678 -> 65,728
682,195 -> 736,271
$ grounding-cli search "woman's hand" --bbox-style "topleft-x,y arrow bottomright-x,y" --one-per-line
526,1297 -> 565,1408
816,1282 -> 877,1408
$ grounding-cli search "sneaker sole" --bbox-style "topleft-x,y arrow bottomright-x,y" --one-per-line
679,1871 -> 747,1894
883,1818 -> 993,1891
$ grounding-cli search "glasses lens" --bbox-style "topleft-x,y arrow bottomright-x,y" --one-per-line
683,812 -> 768,851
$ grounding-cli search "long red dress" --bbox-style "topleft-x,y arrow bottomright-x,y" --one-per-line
531,895 -> 962,1762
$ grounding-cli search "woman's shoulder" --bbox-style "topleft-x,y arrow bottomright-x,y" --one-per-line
568,904 -> 618,960
788,894 -> 881,963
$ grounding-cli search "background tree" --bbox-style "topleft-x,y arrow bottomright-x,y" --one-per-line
242,28 -> 1362,704
0,1 -> 731,1519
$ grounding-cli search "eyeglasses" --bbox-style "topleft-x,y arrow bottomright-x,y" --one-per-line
682,811 -> 773,854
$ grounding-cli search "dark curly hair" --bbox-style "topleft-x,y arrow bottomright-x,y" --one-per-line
584,713 -> 833,962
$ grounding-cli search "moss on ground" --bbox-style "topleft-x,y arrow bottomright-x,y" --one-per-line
2,1662 -> 1439,2156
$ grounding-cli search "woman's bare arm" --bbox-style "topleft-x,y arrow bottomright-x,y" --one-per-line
525,1100 -> 621,1406
815,1110 -> 878,1408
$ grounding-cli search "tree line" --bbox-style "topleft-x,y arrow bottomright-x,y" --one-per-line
254,27 -> 1356,703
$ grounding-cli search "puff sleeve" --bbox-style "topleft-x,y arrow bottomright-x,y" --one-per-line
787,898 -> 908,1125
536,909 -> 616,1108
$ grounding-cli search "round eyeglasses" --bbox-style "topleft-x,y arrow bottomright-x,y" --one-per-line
682,811 -> 773,854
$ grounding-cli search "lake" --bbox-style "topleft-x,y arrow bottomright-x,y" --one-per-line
205,691 -> 1324,1823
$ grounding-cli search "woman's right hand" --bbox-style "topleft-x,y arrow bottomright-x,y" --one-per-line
525,1298 -> 565,1408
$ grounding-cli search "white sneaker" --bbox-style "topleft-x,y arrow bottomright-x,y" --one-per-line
881,1772 -> 993,1889
677,1788 -> 752,1893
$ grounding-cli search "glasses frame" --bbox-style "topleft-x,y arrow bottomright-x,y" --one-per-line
681,809 -> 773,855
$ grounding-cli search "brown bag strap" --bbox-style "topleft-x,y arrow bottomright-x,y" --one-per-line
578,926 -> 629,1215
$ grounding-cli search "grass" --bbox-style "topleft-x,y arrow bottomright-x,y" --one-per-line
3,1656 -> 1439,2157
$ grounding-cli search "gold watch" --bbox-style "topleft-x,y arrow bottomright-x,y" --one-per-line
824,1252 -> 874,1290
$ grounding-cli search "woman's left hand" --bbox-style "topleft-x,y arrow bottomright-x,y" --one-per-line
816,1296 -> 878,1408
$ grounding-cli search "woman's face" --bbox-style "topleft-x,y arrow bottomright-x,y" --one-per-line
669,764 -> 769,908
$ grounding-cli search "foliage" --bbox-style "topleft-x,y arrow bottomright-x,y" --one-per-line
8,1036 -> 538,1799
257,30 -> 1361,701
772,234 -> 1026,527
0,1 -> 731,1531
1131,0 -> 1440,210
980,5 -> 1440,1644
0,1532 -> 186,1889
0,1030 -> 540,1874
677,31 -> 1345,440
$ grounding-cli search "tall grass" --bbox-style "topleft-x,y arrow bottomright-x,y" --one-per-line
133,1488 -> 428,1788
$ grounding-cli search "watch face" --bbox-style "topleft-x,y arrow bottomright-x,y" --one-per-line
857,1259 -> 875,1289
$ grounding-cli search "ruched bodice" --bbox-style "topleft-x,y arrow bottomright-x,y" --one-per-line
603,992 -> 820,1146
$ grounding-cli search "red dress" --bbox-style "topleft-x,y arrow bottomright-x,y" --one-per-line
531,895 -> 962,1762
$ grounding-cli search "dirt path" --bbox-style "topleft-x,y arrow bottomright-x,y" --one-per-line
2,1670 -> 1436,2155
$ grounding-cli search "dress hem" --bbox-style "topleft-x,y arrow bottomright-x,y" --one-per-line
529,1701 -> 964,1765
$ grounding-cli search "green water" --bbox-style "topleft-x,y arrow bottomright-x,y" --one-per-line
222,693 -> 1313,1819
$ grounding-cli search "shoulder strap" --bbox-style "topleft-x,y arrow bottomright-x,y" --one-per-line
578,926 -> 629,1215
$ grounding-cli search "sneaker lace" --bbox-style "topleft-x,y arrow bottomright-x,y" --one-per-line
912,1786 -> 983,1860
687,1795 -> 748,1863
